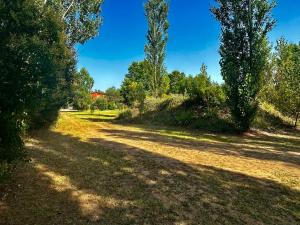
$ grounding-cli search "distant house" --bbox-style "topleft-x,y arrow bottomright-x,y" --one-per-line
91,91 -> 106,100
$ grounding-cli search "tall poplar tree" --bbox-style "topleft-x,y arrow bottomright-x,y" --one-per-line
144,0 -> 169,97
211,0 -> 276,131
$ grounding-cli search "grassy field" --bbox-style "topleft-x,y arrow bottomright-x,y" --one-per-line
0,110 -> 299,225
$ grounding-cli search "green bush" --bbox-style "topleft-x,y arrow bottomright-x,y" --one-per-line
118,94 -> 237,132
92,97 -> 108,110
91,97 -> 125,112
107,101 -> 117,110
118,95 -> 292,132
172,110 -> 196,126
194,114 -> 235,132
144,95 -> 187,112
0,115 -> 26,182
0,115 -> 25,163
0,0 -> 74,171
118,109 -> 135,121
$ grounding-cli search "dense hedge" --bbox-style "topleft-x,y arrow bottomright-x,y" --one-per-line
0,0 -> 75,180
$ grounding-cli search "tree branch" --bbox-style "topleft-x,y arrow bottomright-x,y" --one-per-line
62,0 -> 75,19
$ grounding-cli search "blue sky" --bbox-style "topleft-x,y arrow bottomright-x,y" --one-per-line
77,0 -> 300,91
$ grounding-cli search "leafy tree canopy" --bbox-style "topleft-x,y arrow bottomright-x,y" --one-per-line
168,71 -> 186,94
44,0 -> 104,45
0,0 -> 75,161
211,0 -> 275,131
262,38 -> 300,126
145,0 -> 169,97
71,68 -> 94,110
105,86 -> 123,103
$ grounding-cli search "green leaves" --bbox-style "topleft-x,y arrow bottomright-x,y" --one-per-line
45,0 -> 104,45
168,71 -> 186,94
271,39 -> 300,125
120,61 -> 151,106
184,64 -> 226,109
145,0 -> 169,97
71,68 -> 94,110
0,0 -> 75,162
212,0 -> 275,131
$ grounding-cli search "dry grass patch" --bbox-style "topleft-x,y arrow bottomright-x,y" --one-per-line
0,111 -> 299,225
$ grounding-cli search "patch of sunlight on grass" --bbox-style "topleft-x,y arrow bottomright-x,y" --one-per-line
146,127 -> 300,150
34,162 -> 132,221
27,139 -> 77,162
130,126 -> 232,144
72,110 -> 119,120
155,129 -> 228,143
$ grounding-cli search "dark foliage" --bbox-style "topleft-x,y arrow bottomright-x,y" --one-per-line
211,0 -> 276,131
0,0 -> 75,166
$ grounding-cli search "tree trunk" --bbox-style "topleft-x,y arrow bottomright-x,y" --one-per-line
295,112 -> 299,128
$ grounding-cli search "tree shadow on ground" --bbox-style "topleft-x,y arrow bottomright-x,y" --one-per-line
99,127 -> 300,167
81,118 -> 115,123
1,129 -> 299,225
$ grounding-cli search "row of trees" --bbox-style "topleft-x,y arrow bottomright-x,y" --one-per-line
120,0 -> 225,112
119,0 -> 298,131
120,62 -> 225,109
0,0 -> 104,169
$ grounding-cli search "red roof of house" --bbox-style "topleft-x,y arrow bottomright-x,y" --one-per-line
91,92 -> 105,100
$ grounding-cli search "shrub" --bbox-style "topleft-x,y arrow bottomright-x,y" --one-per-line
0,0 -> 74,167
183,65 -> 226,112
144,95 -> 187,112
118,109 -> 135,121
117,94 -> 237,132
107,102 -> 116,110
92,97 -> 108,110
0,115 -> 26,182
172,110 -> 195,126
0,116 -> 25,164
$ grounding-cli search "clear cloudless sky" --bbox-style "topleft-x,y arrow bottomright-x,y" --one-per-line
77,0 -> 300,91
